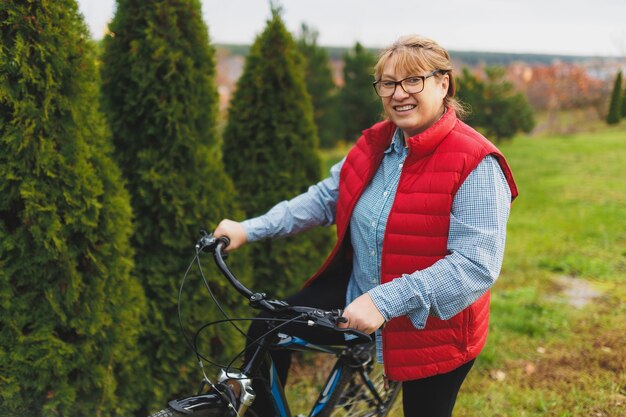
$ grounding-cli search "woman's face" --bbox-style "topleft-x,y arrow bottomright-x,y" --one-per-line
379,56 -> 449,139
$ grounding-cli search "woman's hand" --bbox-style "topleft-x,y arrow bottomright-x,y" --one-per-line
338,293 -> 385,334
213,219 -> 247,252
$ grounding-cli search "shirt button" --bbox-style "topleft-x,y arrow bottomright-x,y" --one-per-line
399,163 -> 403,168
371,250 -> 375,256
383,191 -> 388,197
371,221 -> 375,227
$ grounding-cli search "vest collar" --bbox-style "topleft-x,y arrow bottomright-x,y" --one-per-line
362,107 -> 457,159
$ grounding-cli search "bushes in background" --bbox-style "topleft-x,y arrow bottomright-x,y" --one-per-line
0,1 -> 145,415
223,8 -> 333,299
100,0 -> 249,412
606,70 -> 622,125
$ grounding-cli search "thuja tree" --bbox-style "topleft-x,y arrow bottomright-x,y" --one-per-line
223,8 -> 333,298
296,24 -> 339,148
457,66 -> 535,141
622,83 -> 626,118
0,1 -> 145,415
337,42 -> 382,141
606,70 -> 622,124
101,0 -> 248,412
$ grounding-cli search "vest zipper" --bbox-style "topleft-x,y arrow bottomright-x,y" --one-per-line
379,147 -> 409,378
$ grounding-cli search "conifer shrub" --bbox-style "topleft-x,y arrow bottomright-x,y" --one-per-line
457,66 -> 535,141
622,84 -> 626,119
223,8 -> 333,299
0,1 -> 145,415
606,71 -> 622,125
337,42 -> 382,141
100,0 -> 249,412
296,24 -> 339,148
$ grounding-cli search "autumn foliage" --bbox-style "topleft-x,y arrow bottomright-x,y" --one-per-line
509,63 -> 605,111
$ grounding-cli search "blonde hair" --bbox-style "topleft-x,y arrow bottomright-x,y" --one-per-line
374,35 -> 467,118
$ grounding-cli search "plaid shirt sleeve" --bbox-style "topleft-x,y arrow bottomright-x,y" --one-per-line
241,157 -> 345,242
368,156 -> 512,329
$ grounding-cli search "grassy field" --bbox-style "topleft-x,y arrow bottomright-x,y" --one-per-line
285,126 -> 626,416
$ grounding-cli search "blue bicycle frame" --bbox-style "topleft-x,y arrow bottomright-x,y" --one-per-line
270,333 -> 348,417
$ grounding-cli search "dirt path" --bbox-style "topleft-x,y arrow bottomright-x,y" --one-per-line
554,275 -> 603,308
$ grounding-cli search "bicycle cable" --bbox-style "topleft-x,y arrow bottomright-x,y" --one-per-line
178,241 -> 258,365
190,314 -> 312,395
177,249 -> 204,355
183,240 -> 346,387
191,313 -> 311,379
188,242 -> 307,370
194,243 -> 248,339
177,246 -> 249,373
224,313 -> 308,378
191,316 -> 305,369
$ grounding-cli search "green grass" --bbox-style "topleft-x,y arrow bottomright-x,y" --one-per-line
501,127 -> 626,283
289,126 -> 626,416
459,127 -> 626,416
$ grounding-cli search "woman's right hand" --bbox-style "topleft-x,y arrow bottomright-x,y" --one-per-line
213,219 -> 247,252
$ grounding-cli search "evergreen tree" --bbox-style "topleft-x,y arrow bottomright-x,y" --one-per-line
296,24 -> 339,148
457,66 -> 535,141
101,0 -> 248,412
223,8 -> 333,298
337,42 -> 382,141
0,1 -> 144,415
606,70 -> 622,124
622,83 -> 626,119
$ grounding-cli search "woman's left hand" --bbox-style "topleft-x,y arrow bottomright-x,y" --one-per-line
338,293 -> 386,334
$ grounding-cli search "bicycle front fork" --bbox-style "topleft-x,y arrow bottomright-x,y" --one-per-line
167,369 -> 256,416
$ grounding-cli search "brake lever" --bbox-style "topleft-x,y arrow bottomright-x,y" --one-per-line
333,326 -> 372,342
196,230 -> 230,258
331,309 -> 348,324
196,230 -> 216,251
305,310 -> 372,343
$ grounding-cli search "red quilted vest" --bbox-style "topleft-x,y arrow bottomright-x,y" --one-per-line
304,109 -> 518,381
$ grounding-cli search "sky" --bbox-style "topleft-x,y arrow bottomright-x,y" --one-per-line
76,0 -> 626,57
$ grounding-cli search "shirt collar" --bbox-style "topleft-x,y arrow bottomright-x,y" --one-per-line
384,128 -> 406,155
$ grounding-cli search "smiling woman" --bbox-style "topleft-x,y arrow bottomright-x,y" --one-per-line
372,35 -> 468,138
213,33 -> 519,417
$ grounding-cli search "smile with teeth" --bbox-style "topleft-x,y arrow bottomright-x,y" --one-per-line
394,104 -> 416,112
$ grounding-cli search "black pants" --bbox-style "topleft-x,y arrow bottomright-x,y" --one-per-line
401,358 -> 475,417
244,277 -> 474,417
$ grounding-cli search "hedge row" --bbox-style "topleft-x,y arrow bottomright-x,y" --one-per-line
1,1 -> 329,415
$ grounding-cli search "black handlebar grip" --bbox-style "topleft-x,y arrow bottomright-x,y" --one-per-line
333,309 -> 348,324
217,236 -> 231,248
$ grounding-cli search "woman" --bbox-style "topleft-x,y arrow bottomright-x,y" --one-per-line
215,34 -> 518,417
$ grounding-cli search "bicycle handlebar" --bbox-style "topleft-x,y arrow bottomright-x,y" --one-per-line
197,231 -> 372,343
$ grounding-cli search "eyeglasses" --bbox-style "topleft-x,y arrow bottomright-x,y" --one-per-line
372,69 -> 445,97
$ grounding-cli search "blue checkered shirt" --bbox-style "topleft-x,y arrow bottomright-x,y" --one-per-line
242,128 -> 511,360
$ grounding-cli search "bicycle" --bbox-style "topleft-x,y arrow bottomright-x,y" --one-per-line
149,232 -> 401,417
